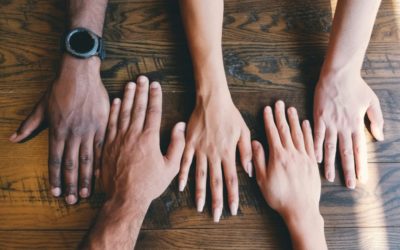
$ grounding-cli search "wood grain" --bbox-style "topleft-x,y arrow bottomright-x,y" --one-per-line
0,0 -> 399,249
0,227 -> 399,250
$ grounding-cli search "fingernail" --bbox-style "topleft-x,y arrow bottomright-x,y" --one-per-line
276,100 -> 284,107
326,172 -> 334,182
178,180 -> 185,192
9,132 -> 17,141
51,187 -> 61,197
80,188 -> 89,198
347,179 -> 356,189
65,194 -> 77,204
127,82 -> 135,89
113,98 -> 121,105
197,198 -> 205,212
138,76 -> 149,85
150,81 -> 160,89
230,203 -> 238,216
176,122 -> 186,132
213,207 -> 222,223
317,155 -> 322,164
247,162 -> 253,178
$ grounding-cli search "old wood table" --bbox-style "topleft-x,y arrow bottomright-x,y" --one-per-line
0,0 -> 399,249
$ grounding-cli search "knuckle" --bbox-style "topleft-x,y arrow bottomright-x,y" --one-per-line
211,177 -> 222,188
277,123 -> 289,134
207,146 -> 219,159
221,147 -> 231,157
63,159 -> 75,171
48,156 -> 62,169
120,110 -> 131,122
79,153 -> 92,165
315,131 -> 324,138
353,144 -> 361,154
80,177 -> 91,188
95,139 -> 104,150
343,170 -> 355,178
325,142 -> 336,152
147,106 -> 161,115
196,169 -> 206,179
134,104 -> 147,114
342,148 -> 353,158
226,175 -> 238,187
65,183 -> 77,194
50,177 -> 61,187
212,199 -> 223,209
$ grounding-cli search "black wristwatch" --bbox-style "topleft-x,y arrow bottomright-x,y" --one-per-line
62,28 -> 106,60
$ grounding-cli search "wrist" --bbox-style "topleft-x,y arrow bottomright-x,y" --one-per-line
320,57 -> 360,81
103,193 -> 151,221
61,53 -> 101,70
57,54 -> 101,85
283,209 -> 326,250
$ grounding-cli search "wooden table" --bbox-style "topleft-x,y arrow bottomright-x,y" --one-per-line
1,0 -> 399,249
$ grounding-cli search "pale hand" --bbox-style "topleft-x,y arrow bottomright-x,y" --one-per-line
313,72 -> 384,188
178,89 -> 252,222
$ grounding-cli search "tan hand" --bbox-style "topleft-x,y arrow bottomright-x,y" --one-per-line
313,73 -> 384,188
252,101 -> 321,220
101,76 -> 186,204
9,56 -> 109,204
178,90 -> 252,222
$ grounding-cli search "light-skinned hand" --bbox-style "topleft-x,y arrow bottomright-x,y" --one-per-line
178,87 -> 252,222
313,72 -> 384,188
252,101 -> 326,250
101,76 -> 186,205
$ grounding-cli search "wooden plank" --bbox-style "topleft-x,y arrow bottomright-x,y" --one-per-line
0,0 -> 398,43
0,144 -> 399,230
0,227 -> 399,250
0,0 -> 399,85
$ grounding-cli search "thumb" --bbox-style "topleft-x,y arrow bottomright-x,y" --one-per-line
165,122 -> 186,175
367,95 -> 384,141
9,98 -> 46,143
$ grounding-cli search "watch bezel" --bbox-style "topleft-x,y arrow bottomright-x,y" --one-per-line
65,28 -> 99,59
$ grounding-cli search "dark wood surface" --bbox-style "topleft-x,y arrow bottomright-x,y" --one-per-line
0,0 -> 399,249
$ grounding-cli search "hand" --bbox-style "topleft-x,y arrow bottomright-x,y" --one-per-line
313,71 -> 384,188
9,55 -> 110,204
178,86 -> 252,222
252,101 -> 326,250
82,77 -> 186,249
101,76 -> 186,205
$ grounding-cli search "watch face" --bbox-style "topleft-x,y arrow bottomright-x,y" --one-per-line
66,28 -> 99,58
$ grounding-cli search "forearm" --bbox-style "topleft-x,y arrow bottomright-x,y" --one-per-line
322,0 -> 381,74
284,211 -> 327,250
179,0 -> 228,96
68,0 -> 108,35
81,197 -> 150,250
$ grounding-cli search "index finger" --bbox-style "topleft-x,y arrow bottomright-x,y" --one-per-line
263,106 -> 282,149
